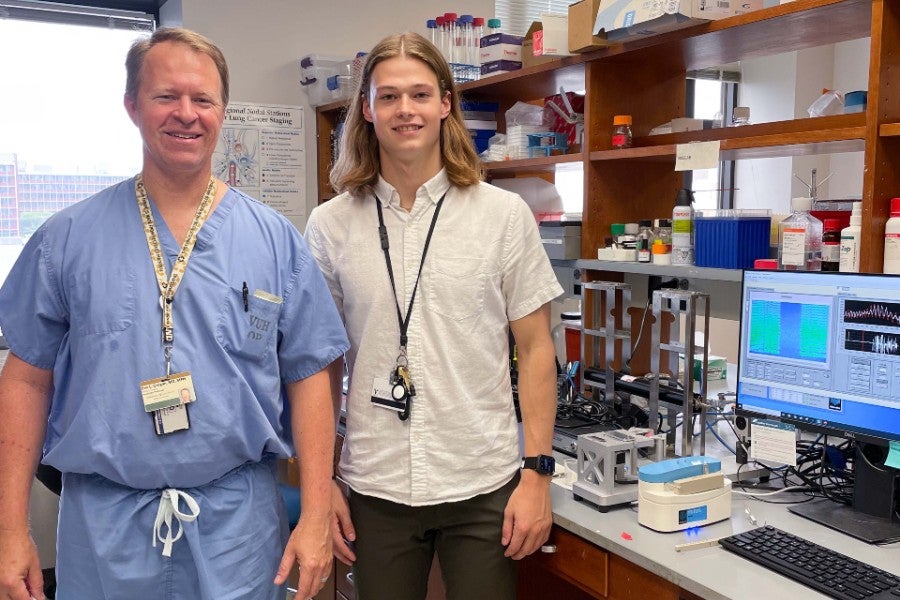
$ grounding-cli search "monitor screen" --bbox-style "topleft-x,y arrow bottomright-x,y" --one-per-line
736,269 -> 900,446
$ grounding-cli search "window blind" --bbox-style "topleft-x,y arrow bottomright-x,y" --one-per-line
493,0 -> 579,37
0,0 -> 154,31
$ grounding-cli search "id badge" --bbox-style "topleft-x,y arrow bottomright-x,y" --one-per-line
139,372 -> 196,413
370,377 -> 407,412
153,403 -> 190,435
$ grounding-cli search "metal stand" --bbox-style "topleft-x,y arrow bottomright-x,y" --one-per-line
649,289 -> 710,457
580,281 -> 631,400
572,429 -> 666,512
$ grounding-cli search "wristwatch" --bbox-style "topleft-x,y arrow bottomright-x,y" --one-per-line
521,454 -> 555,476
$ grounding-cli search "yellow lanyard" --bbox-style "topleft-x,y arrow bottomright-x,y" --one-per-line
135,174 -> 217,373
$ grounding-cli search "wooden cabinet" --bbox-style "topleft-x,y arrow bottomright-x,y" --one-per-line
316,0 -> 900,275
517,525 -> 703,600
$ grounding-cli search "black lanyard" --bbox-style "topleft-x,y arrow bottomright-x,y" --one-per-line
375,192 -> 447,351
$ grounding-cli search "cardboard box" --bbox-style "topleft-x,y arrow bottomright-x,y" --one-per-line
533,14 -> 573,57
568,0 -> 610,53
480,60 -> 522,77
522,22 -> 562,68
594,0 -> 764,42
479,33 -> 523,64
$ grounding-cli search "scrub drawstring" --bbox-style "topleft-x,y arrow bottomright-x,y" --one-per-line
152,488 -> 200,557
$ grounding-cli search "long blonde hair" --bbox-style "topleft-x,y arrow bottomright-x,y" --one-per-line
330,32 -> 482,198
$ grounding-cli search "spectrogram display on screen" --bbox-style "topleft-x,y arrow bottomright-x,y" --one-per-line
748,300 -> 829,363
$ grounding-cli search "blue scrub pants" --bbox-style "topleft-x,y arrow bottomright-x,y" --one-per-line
55,459 -> 289,600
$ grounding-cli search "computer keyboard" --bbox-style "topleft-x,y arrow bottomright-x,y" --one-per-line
719,525 -> 900,599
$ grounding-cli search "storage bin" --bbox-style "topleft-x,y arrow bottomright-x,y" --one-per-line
540,221 -> 582,259
694,210 -> 771,269
299,54 -> 353,106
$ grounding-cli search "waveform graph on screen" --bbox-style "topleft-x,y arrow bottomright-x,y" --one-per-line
843,299 -> 900,327
843,330 -> 900,355
748,298 -> 829,363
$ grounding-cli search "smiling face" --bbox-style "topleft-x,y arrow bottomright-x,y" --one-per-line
124,40 -> 225,182
362,55 -> 450,177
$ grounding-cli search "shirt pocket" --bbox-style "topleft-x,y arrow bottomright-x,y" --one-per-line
216,286 -> 282,362
68,268 -> 137,336
425,257 -> 486,321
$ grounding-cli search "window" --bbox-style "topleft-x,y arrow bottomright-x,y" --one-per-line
494,0 -> 578,36
0,1 -> 154,346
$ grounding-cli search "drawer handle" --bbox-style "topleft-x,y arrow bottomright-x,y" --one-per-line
540,544 -> 558,554
346,571 -> 354,586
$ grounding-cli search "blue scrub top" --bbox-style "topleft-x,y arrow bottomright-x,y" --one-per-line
0,178 -> 349,490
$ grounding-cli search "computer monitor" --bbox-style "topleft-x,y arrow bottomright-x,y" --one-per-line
736,269 -> 900,543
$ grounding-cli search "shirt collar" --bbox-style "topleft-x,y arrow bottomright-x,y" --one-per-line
374,170 -> 451,207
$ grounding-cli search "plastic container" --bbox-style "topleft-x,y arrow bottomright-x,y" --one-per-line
754,258 -> 778,270
694,209 -> 772,269
652,239 -> 671,265
884,197 -> 900,274
839,203 -> 862,273
299,54 -> 353,106
778,197 -> 822,271
821,218 -> 841,271
654,218 -> 672,246
731,106 -> 751,126
672,189 -> 695,266
637,219 -> 654,263
843,90 -> 868,114
612,115 -> 633,149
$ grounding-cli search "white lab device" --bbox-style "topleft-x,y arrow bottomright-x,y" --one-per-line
638,456 -> 732,532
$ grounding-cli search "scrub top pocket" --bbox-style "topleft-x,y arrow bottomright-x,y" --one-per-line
68,268 -> 137,336
216,286 -> 281,361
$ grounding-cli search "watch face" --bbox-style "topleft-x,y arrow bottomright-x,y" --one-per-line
538,455 -> 555,474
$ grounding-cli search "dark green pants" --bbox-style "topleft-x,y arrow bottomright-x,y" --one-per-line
348,473 -> 519,600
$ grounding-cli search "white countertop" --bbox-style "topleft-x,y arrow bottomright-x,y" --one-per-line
549,459 -> 900,600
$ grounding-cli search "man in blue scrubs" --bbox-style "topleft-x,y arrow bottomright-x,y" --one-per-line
0,28 -> 348,600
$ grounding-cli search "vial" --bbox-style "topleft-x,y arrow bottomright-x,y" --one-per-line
612,115 -> 633,149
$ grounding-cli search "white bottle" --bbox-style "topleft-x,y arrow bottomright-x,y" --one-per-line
839,203 -> 862,273
883,197 -> 900,274
672,189 -> 695,266
778,197 -> 822,271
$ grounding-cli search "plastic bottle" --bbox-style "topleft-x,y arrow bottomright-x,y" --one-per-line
884,198 -> 900,274
444,13 -> 458,63
458,15 -> 473,65
654,218 -> 672,247
821,218 -> 841,271
426,19 -> 438,47
488,17 -> 501,35
612,115 -> 633,149
672,189 -> 695,266
778,197 -> 822,271
637,219 -> 654,263
473,17 -> 485,64
436,16 -> 447,61
839,203 -> 862,273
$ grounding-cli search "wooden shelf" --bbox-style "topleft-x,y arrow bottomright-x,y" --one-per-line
458,59 -> 586,101
571,0 -> 872,72
881,123 -> 900,137
590,114 -> 866,161
483,152 -> 585,174
315,0 -> 898,273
